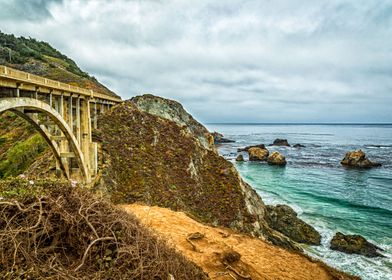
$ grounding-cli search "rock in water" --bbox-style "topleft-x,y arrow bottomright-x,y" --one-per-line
248,147 -> 269,161
211,132 -> 235,144
341,150 -> 381,168
293,144 -> 306,148
267,152 -> 287,166
236,154 -> 244,162
237,144 -> 266,152
330,232 -> 384,257
266,205 -> 321,245
270,139 -> 290,146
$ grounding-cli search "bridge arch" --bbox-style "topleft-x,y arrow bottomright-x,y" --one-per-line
0,97 -> 88,181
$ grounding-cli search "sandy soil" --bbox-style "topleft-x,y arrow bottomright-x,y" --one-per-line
122,204 -> 356,280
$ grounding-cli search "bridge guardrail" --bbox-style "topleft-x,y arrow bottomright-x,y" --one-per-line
0,65 -> 122,103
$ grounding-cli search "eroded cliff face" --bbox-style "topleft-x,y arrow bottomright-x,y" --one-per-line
131,94 -> 214,151
93,96 -> 298,250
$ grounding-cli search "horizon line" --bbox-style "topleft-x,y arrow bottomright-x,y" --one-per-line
205,122 -> 392,125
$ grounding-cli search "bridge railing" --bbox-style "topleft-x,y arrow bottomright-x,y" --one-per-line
0,65 -> 122,103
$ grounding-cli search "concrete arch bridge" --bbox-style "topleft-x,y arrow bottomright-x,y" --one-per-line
0,65 -> 122,183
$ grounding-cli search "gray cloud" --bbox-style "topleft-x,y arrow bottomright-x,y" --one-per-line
0,0 -> 62,21
0,0 -> 391,123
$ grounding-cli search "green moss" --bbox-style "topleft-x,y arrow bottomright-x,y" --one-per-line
0,133 -> 48,178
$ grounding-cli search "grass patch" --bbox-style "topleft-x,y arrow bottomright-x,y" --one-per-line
0,133 -> 47,178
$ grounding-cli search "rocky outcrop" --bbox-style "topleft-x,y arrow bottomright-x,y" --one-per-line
131,94 -> 214,151
266,205 -> 321,245
248,147 -> 269,161
293,144 -> 305,148
270,139 -> 290,146
330,232 -> 384,257
94,97 -> 299,251
341,150 -> 381,168
211,132 -> 235,144
237,144 -> 266,152
236,154 -> 244,162
267,152 -> 287,166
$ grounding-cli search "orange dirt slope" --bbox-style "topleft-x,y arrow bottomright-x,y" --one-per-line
122,204 -> 359,280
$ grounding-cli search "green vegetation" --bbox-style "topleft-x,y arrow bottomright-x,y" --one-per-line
0,30 -> 117,97
0,31 -> 89,78
0,133 -> 47,178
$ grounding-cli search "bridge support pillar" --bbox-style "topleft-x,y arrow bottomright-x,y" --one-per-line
81,98 -> 91,182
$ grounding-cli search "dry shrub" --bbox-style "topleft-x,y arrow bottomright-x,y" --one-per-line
221,250 -> 241,265
0,178 -> 208,279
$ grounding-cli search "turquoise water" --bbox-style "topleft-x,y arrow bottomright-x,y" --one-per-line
206,124 -> 392,280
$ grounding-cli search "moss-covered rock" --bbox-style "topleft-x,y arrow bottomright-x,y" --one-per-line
248,147 -> 269,161
341,150 -> 381,168
266,205 -> 321,245
267,151 -> 287,166
330,232 -> 384,257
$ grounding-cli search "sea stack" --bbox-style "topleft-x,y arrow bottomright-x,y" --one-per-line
211,132 -> 235,144
267,152 -> 287,166
236,154 -> 244,162
341,150 -> 381,168
270,139 -> 290,147
237,144 -> 266,152
330,232 -> 384,258
248,147 -> 269,161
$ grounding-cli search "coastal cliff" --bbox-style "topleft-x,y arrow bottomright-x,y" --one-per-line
93,95 -> 310,250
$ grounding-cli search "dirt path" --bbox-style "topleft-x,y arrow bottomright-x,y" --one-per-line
122,204 -> 357,280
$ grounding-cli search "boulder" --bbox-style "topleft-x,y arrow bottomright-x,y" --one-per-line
341,150 -> 381,168
238,144 -> 266,152
266,205 -> 321,245
236,154 -> 244,162
268,152 -> 287,166
293,144 -> 305,148
270,139 -> 290,147
211,132 -> 235,144
248,147 -> 269,161
330,232 -> 384,258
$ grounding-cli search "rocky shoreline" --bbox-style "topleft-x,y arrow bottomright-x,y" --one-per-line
216,134 -> 385,260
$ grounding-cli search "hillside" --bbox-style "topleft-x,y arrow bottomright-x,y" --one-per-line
0,31 -> 118,98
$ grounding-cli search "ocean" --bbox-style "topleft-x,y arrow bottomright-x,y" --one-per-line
206,124 -> 392,280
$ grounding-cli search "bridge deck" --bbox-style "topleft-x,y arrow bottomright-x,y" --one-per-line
0,65 -> 122,103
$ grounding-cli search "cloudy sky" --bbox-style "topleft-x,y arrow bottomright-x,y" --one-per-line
1,0 -> 391,123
